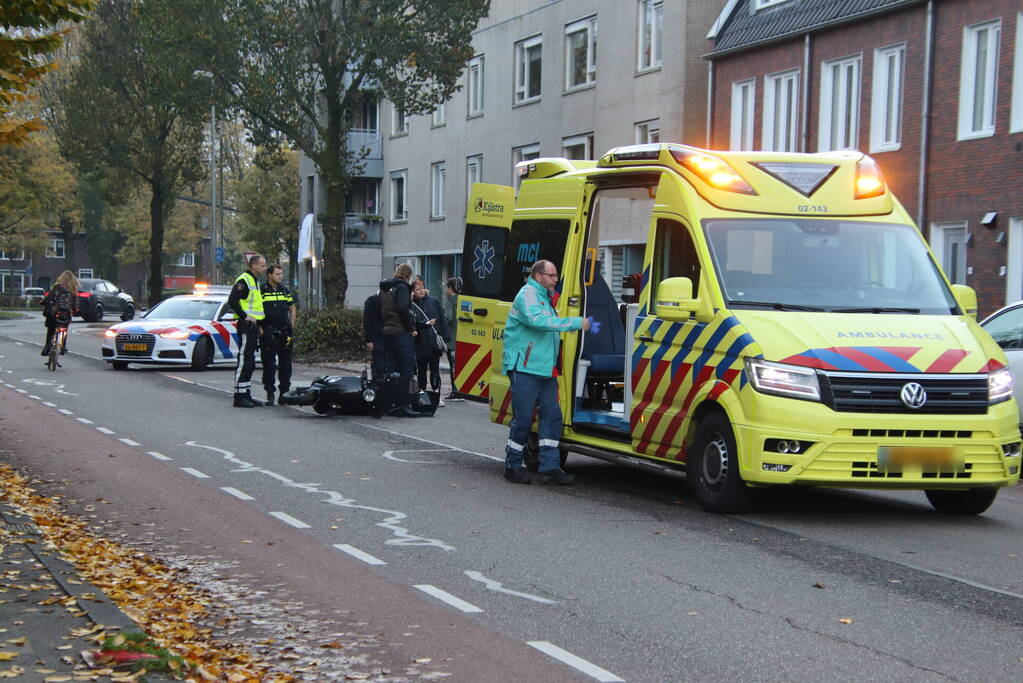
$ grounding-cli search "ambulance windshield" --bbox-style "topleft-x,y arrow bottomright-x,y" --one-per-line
703,219 -> 959,315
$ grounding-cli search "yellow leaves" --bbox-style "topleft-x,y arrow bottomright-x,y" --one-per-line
0,667 -> 24,678
838,617 -> 853,625
0,654 -> 17,662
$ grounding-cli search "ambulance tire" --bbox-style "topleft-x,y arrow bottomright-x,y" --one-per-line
688,412 -> 753,514
924,487 -> 998,515
523,434 -> 569,472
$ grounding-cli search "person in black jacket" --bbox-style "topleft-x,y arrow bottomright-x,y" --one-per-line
259,264 -> 297,405
412,279 -> 451,406
363,290 -> 387,378
377,263 -> 420,416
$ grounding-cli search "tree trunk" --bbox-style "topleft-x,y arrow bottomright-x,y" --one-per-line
147,182 -> 166,307
321,178 -> 349,307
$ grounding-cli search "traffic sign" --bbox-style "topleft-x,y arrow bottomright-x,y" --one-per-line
215,246 -> 225,263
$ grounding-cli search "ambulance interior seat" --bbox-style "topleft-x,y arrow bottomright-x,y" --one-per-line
581,261 -> 626,377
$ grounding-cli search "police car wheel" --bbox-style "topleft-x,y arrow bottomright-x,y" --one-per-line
689,412 -> 753,514
924,487 -> 998,515
190,337 -> 212,371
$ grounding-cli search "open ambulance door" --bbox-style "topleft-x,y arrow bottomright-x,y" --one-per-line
455,183 -> 515,401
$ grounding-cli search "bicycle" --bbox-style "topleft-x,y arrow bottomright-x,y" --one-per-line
48,322 -> 69,371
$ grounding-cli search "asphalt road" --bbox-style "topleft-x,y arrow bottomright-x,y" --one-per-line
2,312 -> 1021,682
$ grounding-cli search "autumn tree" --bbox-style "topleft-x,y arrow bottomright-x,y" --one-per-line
179,0 -> 489,306
236,149 -> 299,281
108,189 -> 201,272
0,133 -> 77,257
54,0 -> 210,306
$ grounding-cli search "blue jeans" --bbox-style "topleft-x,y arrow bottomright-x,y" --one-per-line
505,370 -> 563,472
382,332 -> 416,406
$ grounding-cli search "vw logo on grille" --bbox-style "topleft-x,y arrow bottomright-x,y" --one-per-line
900,382 -> 927,409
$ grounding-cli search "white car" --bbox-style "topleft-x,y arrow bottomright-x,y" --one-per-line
102,291 -> 241,370
980,301 -> 1023,424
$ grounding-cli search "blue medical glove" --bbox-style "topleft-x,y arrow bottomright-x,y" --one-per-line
586,316 -> 602,334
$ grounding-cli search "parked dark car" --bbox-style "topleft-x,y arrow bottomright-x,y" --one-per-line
76,278 -> 135,322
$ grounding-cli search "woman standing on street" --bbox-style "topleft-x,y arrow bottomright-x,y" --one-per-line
412,278 -> 451,406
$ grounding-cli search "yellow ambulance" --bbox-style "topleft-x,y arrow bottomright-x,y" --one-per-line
454,143 -> 1020,514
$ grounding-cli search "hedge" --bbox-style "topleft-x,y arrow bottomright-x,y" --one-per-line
294,306 -> 367,362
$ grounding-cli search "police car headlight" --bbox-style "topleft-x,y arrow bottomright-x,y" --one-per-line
988,367 -> 1013,404
362,388 -> 376,403
159,329 -> 191,340
744,357 -> 821,401
103,328 -> 117,338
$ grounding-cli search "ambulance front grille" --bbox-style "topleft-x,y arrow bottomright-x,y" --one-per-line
819,372 -> 988,415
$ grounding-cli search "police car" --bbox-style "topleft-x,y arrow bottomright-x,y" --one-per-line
101,285 -> 241,370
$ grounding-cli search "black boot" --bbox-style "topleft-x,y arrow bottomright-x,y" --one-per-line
266,389 -> 275,406
277,388 -> 289,405
233,393 -> 262,408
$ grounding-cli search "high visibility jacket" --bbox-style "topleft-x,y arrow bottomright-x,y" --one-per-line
260,283 -> 295,329
502,277 -> 583,377
234,272 -> 265,321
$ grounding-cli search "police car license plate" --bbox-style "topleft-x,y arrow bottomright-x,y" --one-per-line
123,343 -> 147,351
877,446 -> 956,468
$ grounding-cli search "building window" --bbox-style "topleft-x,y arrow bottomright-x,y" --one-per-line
77,268 -> 93,279
513,144 -> 540,188
930,222 -> 968,285
819,54 -> 861,151
390,170 -> 408,221
562,133 -> 594,160
635,119 -> 660,144
730,79 -> 755,150
392,105 -> 409,136
432,102 -> 446,127
175,252 -> 195,267
1010,14 -> 1022,133
870,44 -> 905,152
638,0 -> 662,71
958,19 -> 1001,140
46,238 -> 65,259
467,55 -> 485,116
763,69 -> 799,152
515,36 -> 543,104
466,155 -> 482,200
565,17 -> 597,90
0,248 -> 24,260
431,162 -> 446,219
346,97 -> 378,131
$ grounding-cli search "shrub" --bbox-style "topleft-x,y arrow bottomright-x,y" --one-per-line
294,306 -> 366,361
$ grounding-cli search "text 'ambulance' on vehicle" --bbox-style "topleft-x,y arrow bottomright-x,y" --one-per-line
453,143 -> 1021,515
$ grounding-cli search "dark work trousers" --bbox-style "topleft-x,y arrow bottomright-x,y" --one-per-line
381,332 -> 416,406
504,370 -> 563,472
261,337 -> 293,394
445,345 -> 457,394
233,320 -> 259,396
416,350 -> 442,393
369,336 -> 389,378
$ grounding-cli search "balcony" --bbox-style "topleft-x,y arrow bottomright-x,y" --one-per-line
349,128 -> 383,177
344,214 -> 382,246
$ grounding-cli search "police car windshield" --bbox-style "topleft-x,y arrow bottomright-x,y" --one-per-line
145,297 -> 223,320
703,219 -> 959,315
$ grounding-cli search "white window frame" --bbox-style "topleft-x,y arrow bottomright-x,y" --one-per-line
467,55 -> 485,116
930,221 -> 969,285
175,252 -> 195,267
431,102 -> 446,127
390,170 -> 408,222
565,16 -> 597,91
730,79 -> 756,150
512,143 -> 541,187
562,133 -> 594,160
870,44 -> 905,152
1011,14 -> 1022,133
1007,217 -> 1023,304
466,154 -> 482,201
818,54 -> 861,152
0,248 -> 25,260
391,104 -> 409,136
635,119 -> 660,144
46,238 -> 65,259
430,162 -> 446,219
637,0 -> 663,71
77,268 -> 94,279
958,19 -> 1001,140
514,35 -> 543,105
763,69 -> 799,152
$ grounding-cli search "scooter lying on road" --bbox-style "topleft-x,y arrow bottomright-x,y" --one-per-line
280,369 -> 438,418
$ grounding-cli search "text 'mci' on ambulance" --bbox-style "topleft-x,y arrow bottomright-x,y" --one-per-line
454,143 -> 1021,515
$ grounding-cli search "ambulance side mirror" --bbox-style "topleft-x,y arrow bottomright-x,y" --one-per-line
655,277 -> 699,321
951,284 -> 978,319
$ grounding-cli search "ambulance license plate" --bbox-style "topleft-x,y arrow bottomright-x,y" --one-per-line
877,446 -> 955,468
123,343 -> 147,351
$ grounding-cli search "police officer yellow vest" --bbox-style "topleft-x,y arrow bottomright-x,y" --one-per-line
235,272 -> 265,320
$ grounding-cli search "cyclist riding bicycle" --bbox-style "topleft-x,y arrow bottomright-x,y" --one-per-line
42,270 -> 79,357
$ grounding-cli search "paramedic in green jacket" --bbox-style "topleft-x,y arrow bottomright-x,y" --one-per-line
502,260 -> 598,485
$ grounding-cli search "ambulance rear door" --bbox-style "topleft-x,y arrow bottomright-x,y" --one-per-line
456,183 -> 515,401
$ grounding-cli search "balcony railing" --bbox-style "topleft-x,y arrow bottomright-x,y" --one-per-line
344,214 -> 382,246
348,129 -> 382,159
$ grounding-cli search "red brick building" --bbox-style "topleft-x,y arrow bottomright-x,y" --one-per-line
706,0 -> 1023,317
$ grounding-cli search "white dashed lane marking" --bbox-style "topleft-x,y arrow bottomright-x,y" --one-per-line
96,427 -> 114,435
119,438 -> 141,447
414,585 -> 483,613
221,487 -> 255,501
147,451 -> 172,461
181,467 -> 210,479
58,408 -> 72,415
28,395 -> 41,400
269,511 -> 310,529
75,417 -> 93,424
333,544 -> 386,566
43,402 -> 56,407
16,389 -> 27,394
526,642 -> 625,682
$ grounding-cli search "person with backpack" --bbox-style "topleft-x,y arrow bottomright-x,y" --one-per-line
41,270 -> 79,357
378,263 -> 420,417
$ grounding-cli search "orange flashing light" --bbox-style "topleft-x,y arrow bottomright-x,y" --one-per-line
670,148 -> 757,195
854,156 -> 885,199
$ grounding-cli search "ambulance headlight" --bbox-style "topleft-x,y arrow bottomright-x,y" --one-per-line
988,367 -> 1013,404
744,358 -> 821,401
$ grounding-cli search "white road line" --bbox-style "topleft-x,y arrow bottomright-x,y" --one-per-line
95,427 -> 114,435
526,642 -> 625,682
333,544 -> 386,566
119,438 -> 141,447
75,417 -> 94,424
269,511 -> 311,529
3,383 -> 13,388
43,401 -> 56,407
464,571 -> 557,604
164,374 -> 196,384
16,389 -> 27,394
413,584 -> 483,613
221,486 -> 255,501
28,395 -> 41,400
181,467 -> 210,479
358,423 -> 504,462
58,408 -> 72,415
147,451 -> 172,461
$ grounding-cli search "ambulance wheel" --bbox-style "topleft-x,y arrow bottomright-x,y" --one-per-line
688,412 -> 753,514
523,434 -> 569,472
924,487 -> 998,515
190,338 -> 212,371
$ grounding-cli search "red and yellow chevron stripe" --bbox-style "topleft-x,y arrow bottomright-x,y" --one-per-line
455,341 -> 491,398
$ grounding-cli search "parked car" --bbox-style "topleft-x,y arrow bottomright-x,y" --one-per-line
980,301 -> 1023,425
77,278 -> 135,322
21,287 -> 45,306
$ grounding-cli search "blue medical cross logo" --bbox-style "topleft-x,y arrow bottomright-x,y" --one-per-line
473,240 -> 496,279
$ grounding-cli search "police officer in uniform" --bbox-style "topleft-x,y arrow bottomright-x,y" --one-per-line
260,263 -> 297,405
229,254 -> 267,407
